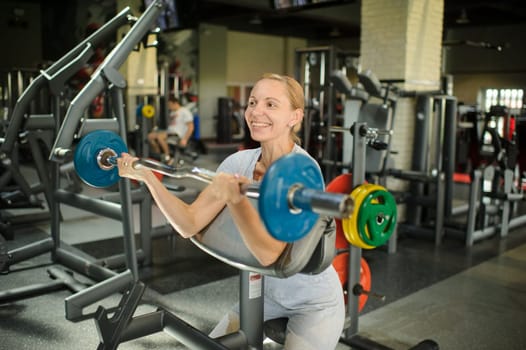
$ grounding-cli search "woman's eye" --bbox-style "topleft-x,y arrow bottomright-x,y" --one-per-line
248,100 -> 256,107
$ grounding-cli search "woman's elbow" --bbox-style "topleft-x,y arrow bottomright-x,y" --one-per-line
257,256 -> 277,267
169,222 -> 199,239
256,250 -> 282,267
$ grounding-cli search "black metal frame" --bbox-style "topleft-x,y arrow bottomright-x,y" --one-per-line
0,1 -> 166,308
0,7 -> 134,237
90,269 -> 269,350
340,122 -> 439,350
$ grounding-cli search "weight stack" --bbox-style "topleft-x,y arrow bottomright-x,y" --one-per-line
217,97 -> 233,143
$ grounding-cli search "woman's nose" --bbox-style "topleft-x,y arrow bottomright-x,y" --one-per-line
250,102 -> 264,115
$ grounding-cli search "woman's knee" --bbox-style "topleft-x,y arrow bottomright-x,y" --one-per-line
284,310 -> 344,350
147,132 -> 157,142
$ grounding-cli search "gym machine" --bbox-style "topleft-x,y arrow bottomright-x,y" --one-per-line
66,119 -> 366,348
462,167 -> 526,246
0,73 -> 64,237
88,214 -> 336,350
326,68 -> 399,183
0,68 -> 50,123
324,69 -> 368,179
0,1 -> 166,307
0,6 -> 134,224
341,123 -> 438,350
60,78 -> 402,348
46,4 -> 338,346
294,46 -> 360,178
67,119 -> 401,349
447,105 -> 526,246
0,6 -> 136,302
389,94 -> 457,247
294,46 -> 335,164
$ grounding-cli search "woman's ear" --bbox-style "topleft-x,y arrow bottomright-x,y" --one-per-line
289,108 -> 303,128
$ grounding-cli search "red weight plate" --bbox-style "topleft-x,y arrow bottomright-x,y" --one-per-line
359,257 -> 371,311
326,174 -> 353,249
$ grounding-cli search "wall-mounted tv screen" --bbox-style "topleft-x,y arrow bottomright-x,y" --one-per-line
143,0 -> 197,32
272,0 -> 353,11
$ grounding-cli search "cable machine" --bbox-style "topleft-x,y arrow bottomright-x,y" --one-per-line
294,46 -> 359,178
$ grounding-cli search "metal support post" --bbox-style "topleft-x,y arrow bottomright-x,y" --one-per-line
344,122 -> 367,338
240,270 -> 264,349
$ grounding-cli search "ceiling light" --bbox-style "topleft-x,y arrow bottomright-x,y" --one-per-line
329,27 -> 341,37
249,15 -> 262,25
456,9 -> 469,24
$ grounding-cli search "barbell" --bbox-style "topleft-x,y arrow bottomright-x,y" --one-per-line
73,130 -> 354,242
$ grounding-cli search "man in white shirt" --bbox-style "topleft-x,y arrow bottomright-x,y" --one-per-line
148,96 -> 194,163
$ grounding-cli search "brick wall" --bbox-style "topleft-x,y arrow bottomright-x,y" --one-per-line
360,0 -> 444,220
360,0 -> 443,179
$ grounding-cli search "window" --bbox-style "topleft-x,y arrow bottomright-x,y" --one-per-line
226,83 -> 253,107
482,88 -> 523,112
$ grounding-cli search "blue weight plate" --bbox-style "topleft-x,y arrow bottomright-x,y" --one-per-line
135,103 -> 144,118
259,153 -> 323,242
74,130 -> 128,188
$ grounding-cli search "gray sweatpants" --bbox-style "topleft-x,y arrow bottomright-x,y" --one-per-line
209,266 -> 345,350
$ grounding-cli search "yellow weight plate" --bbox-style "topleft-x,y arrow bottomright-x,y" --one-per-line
352,185 -> 378,249
142,104 -> 155,118
343,185 -> 375,249
354,184 -> 386,242
342,185 -> 364,246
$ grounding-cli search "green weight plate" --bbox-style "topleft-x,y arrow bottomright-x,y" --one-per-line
357,189 -> 397,247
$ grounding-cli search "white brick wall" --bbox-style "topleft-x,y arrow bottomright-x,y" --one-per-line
360,0 -> 444,220
405,0 -> 444,90
361,0 -> 408,79
360,0 -> 444,178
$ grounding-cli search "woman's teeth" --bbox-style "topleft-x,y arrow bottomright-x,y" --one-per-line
251,121 -> 271,127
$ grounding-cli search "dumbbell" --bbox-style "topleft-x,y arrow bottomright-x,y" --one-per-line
73,130 -> 354,242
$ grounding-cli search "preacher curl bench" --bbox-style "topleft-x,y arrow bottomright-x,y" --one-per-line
91,207 -> 336,350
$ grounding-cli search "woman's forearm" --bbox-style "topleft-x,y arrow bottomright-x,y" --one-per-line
142,172 -> 223,238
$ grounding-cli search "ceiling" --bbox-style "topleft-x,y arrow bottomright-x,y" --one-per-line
195,0 -> 526,41
196,0 -> 360,40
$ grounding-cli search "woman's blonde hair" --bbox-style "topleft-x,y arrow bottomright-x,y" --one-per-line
260,73 -> 304,145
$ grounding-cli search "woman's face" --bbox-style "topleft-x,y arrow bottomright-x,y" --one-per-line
245,78 -> 298,143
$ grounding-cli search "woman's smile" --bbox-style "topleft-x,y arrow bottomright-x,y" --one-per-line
249,120 -> 272,128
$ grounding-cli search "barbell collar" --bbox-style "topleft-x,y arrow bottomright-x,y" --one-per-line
54,147 -> 72,159
288,186 -> 354,218
349,125 -> 392,139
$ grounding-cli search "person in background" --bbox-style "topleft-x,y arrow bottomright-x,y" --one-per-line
118,73 -> 345,350
147,96 -> 194,163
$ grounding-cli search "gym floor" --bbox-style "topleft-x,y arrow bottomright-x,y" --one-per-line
1,147 -> 525,350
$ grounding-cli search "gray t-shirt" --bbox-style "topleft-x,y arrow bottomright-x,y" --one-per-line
198,146 -> 339,310
198,144 -> 312,267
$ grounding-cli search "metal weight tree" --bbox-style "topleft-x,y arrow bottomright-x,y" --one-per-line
339,122 -> 439,350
